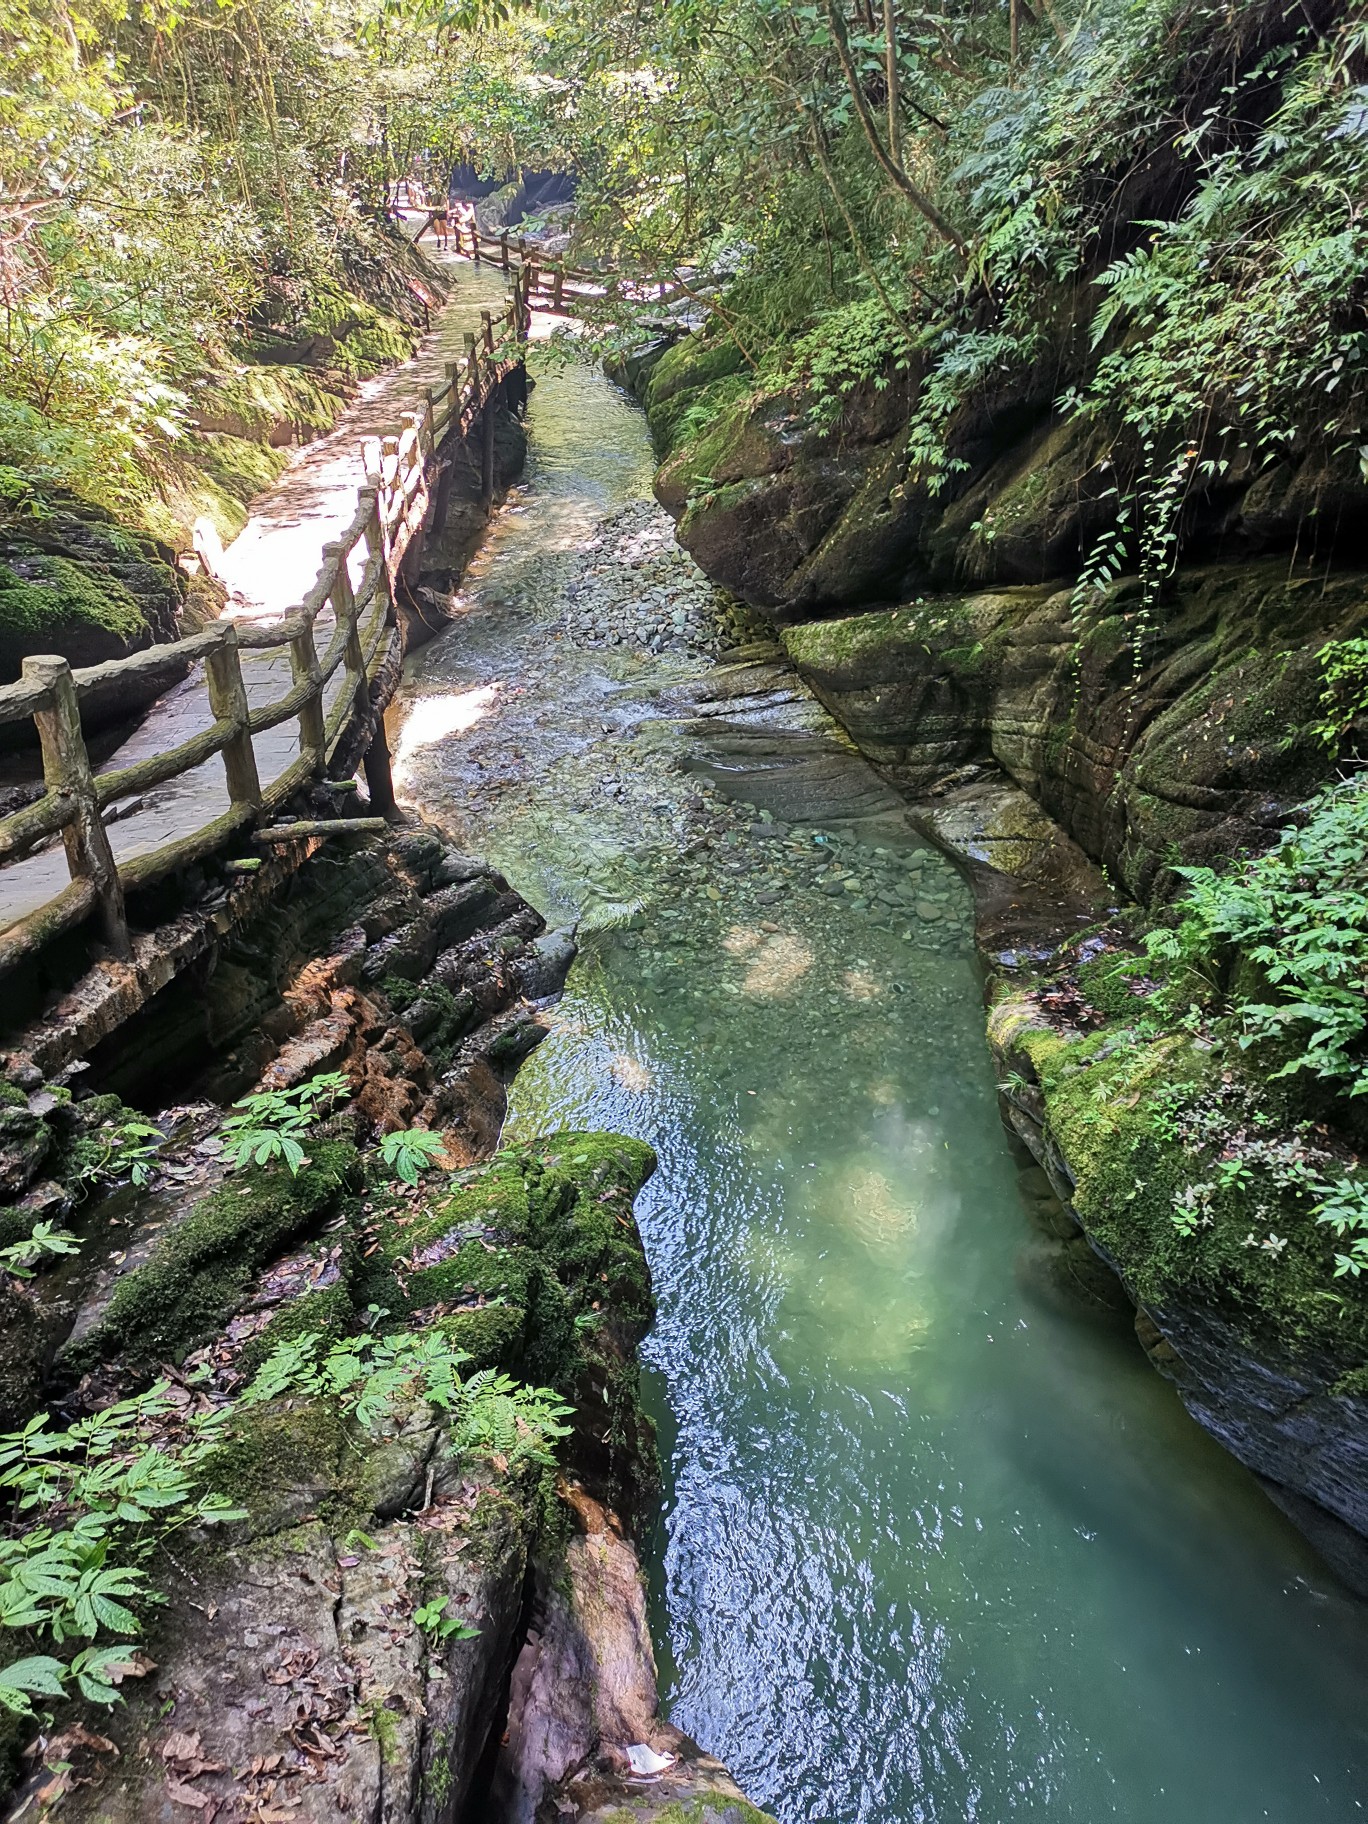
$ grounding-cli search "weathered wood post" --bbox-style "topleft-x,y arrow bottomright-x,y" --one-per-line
481,309 -> 495,355
326,538 -> 371,732
464,331 -> 480,405
363,720 -> 399,821
290,611 -> 326,771
552,265 -> 564,311
203,624 -> 262,813
23,655 -> 130,959
500,232 -> 510,271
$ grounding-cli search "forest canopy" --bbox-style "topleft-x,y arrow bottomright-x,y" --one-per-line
2,0 -> 1365,539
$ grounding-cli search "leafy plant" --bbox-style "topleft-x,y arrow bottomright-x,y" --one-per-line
412,1594 -> 479,1643
242,1329 -> 572,1463
1313,637 -> 1368,754
219,1072 -> 350,1177
1145,784 -> 1368,1097
76,1119 -> 165,1192
378,1129 -> 446,1187
1312,1178 -> 1368,1280
0,1384 -> 244,1717
0,1220 -> 80,1281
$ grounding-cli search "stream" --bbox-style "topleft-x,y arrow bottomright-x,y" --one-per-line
390,269 -> 1368,1822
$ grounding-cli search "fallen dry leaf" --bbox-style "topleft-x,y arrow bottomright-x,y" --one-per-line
165,1775 -> 213,1810
34,1724 -> 118,1761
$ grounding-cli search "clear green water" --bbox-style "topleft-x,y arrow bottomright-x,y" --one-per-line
395,275 -> 1368,1823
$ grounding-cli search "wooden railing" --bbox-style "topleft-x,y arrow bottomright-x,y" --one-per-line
448,222 -> 697,317
0,291 -> 530,976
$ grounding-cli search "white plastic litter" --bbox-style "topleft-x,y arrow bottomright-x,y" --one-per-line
624,1744 -> 677,1778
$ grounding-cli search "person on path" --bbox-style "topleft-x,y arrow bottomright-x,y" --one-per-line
417,196 -> 451,251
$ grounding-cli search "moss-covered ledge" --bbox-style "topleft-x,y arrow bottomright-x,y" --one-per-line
988,978 -> 1368,1588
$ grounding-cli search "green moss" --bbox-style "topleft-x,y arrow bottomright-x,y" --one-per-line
356,1132 -> 655,1392
993,991 -> 1368,1363
596,1802 -> 777,1824
236,1282 -> 357,1379
360,1697 -> 405,1765
1074,954 -> 1152,1018
197,1399 -> 357,1533
193,365 -> 348,443
0,1084 -> 28,1110
430,1303 -> 526,1370
525,1133 -> 656,1331
0,552 -> 146,643
331,306 -> 416,378
63,1138 -> 358,1372
193,432 -> 289,507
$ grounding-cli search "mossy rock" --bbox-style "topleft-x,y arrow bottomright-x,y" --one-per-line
356,1132 -> 655,1390
60,1138 -> 360,1374
642,330 -> 753,458
196,1396 -> 364,1539
235,1282 -> 357,1380
591,1798 -> 778,1823
991,990 -> 1368,1365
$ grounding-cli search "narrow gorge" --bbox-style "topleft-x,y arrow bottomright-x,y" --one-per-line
4,0 -> 1368,1818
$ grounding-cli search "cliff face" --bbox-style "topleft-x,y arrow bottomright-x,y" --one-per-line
641,324 -> 1368,624
780,562 -> 1368,905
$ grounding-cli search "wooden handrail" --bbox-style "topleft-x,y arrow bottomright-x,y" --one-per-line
0,289 -> 531,972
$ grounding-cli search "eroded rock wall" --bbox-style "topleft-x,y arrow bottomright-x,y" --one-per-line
781,561 -> 1368,903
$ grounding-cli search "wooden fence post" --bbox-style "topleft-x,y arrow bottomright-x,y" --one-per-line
203,624 -> 262,812
23,655 -> 130,959
326,540 -> 370,737
290,611 -> 326,770
481,309 -> 494,354
552,266 -> 564,311
363,721 -> 398,820
500,233 -> 510,271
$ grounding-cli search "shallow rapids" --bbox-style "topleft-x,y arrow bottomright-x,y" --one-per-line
391,267 -> 1368,1822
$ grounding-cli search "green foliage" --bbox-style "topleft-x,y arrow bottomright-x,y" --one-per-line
1145,784 -> 1368,1098
412,1594 -> 479,1642
1311,1178 -> 1368,1281
0,1221 -> 80,1282
74,1119 -> 164,1192
220,1071 -> 350,1177
0,1383 -> 244,1717
1313,637 -> 1368,753
378,1129 -> 446,1186
241,1327 -> 573,1463
775,298 -> 915,430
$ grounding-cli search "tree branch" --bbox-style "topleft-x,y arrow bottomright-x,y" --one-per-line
821,0 -> 967,254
